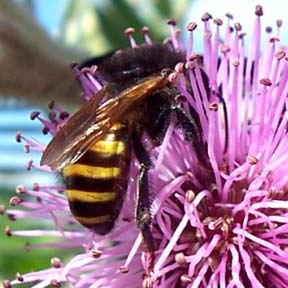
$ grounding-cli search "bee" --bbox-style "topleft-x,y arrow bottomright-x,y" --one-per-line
40,43 -> 208,272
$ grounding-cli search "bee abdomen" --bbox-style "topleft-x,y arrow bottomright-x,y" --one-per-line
62,123 -> 131,235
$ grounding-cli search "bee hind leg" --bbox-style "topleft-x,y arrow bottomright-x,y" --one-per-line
132,129 -> 155,273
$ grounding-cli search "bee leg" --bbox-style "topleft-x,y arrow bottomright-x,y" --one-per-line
132,130 -> 155,273
152,99 -> 208,166
137,164 -> 155,273
149,102 -> 210,167
217,92 -> 229,153
150,108 -> 172,146
171,105 -> 210,166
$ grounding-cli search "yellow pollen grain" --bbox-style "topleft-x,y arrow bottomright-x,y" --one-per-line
63,164 -> 120,179
66,190 -> 116,203
110,123 -> 124,131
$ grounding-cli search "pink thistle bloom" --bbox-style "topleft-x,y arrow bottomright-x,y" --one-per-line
3,5 -> 288,288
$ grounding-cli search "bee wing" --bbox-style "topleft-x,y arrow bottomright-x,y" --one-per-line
41,74 -> 168,170
41,87 -> 112,170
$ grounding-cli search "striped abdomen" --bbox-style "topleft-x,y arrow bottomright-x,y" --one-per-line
62,123 -> 131,235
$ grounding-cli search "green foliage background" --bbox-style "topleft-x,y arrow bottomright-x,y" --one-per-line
0,188 -> 80,283
60,0 -> 190,54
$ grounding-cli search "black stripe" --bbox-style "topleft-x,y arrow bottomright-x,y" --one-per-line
76,150 -> 129,167
86,222 -> 116,235
65,176 -> 130,192
68,198 -> 123,218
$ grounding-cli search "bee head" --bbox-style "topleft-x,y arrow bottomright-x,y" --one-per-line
97,43 -> 185,83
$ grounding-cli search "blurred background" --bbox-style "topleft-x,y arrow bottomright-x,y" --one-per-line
0,0 -> 286,284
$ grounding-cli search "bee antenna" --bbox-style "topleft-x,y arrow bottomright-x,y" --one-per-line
124,27 -> 138,48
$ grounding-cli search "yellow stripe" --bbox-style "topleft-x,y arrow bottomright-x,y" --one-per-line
75,215 -> 111,225
66,190 -> 116,203
90,140 -> 125,155
63,164 -> 120,178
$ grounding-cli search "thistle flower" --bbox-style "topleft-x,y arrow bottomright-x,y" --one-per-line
3,5 -> 288,288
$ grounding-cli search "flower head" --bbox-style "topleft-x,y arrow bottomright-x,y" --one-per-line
3,5 -> 288,288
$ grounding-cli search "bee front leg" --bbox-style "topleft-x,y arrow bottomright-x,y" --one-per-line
132,129 -> 155,274
172,105 -> 210,166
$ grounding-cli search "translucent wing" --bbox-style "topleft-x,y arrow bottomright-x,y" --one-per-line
41,74 -> 168,170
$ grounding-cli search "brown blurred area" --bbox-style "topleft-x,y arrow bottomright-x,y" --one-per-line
0,0 -> 89,107
0,0 -> 192,109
